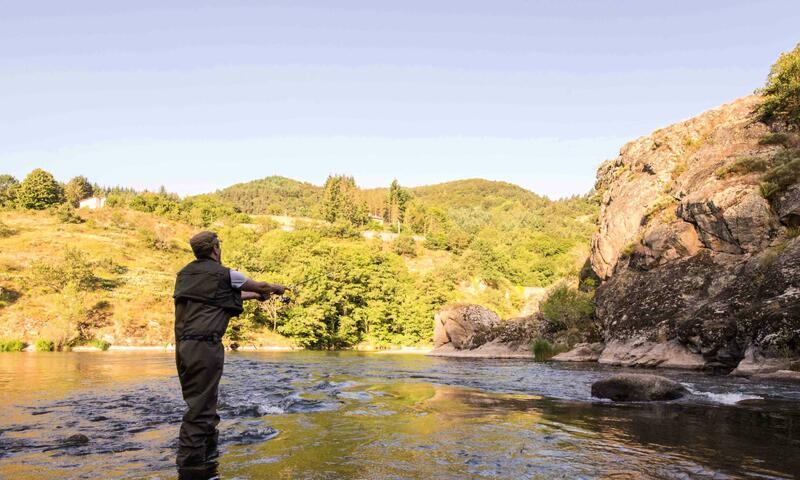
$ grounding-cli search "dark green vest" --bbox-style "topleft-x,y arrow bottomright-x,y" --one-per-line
173,259 -> 243,316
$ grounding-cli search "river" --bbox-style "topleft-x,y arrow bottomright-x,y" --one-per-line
0,351 -> 798,479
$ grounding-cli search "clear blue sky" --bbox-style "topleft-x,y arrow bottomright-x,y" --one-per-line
1,1 -> 798,198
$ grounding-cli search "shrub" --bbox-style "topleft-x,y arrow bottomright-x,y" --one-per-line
531,338 -> 565,362
138,227 -> 174,251
539,284 -> 595,334
715,156 -> 770,179
393,235 -> 417,257
757,43 -> 800,129
86,339 -> 111,351
35,339 -> 55,352
30,247 -> 98,292
759,132 -> 792,146
760,149 -> 800,199
788,227 -> 800,238
0,339 -> 25,352
51,203 -> 85,224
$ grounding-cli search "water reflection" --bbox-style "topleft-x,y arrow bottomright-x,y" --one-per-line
1,351 -> 799,479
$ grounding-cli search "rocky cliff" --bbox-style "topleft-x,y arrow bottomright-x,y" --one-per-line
589,95 -> 800,372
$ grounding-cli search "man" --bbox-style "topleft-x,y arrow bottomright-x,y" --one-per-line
173,231 -> 286,469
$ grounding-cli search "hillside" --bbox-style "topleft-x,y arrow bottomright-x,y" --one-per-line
214,176 -> 321,216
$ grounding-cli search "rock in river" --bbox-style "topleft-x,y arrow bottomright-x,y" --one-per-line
591,374 -> 688,402
63,433 -> 90,445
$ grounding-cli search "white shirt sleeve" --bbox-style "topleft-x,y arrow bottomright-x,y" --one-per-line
229,269 -> 249,289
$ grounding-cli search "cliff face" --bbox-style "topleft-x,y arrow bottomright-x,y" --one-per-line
591,95 -> 800,370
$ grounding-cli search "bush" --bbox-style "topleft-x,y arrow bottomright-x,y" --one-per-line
715,156 -> 770,179
393,235 -> 417,257
760,149 -> 800,199
539,284 -> 595,334
51,203 -> 85,224
757,43 -> 800,129
86,339 -> 111,351
759,132 -> 793,146
30,247 -> 98,292
138,227 -> 174,251
35,339 -> 55,352
0,339 -> 25,352
531,338 -> 565,362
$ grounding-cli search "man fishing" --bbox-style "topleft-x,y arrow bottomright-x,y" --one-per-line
173,231 -> 287,469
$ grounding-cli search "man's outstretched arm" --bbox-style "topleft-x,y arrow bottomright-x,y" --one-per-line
241,279 -> 287,297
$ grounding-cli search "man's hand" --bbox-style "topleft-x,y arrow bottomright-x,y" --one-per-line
241,279 -> 288,297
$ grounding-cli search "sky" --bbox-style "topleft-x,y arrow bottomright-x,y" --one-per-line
1,1 -> 798,199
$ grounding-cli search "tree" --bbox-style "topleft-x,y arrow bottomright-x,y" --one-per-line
0,174 -> 19,208
384,179 -> 411,232
64,175 -> 94,207
758,43 -> 800,128
320,175 -> 368,226
17,169 -> 64,210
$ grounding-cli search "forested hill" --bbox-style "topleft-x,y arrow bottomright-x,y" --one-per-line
215,176 -> 321,217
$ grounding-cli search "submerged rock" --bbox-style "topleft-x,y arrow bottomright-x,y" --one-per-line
591,374 -> 688,402
63,434 -> 89,445
552,343 -> 605,362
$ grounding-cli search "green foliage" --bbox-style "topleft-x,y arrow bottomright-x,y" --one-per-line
531,338 -> 565,362
757,43 -> 800,129
716,156 -> 770,178
30,247 -> 99,292
539,284 -> 595,334
759,132 -> 793,146
51,204 -> 85,224
138,227 -> 174,251
641,196 -> 678,225
320,175 -> 369,226
86,339 -> 111,351
760,149 -> 800,200
384,179 -> 411,230
106,189 -> 245,227
64,175 -> 94,206
17,168 -> 64,210
0,339 -> 25,352
35,339 -> 55,352
215,176 -> 322,216
393,235 -> 417,257
0,174 -> 19,208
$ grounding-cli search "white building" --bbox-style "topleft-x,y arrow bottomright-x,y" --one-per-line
78,197 -> 106,209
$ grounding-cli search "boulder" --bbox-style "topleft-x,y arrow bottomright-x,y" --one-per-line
731,346 -> 793,376
598,339 -> 707,369
433,304 -> 500,350
552,343 -> 605,362
591,374 -> 688,402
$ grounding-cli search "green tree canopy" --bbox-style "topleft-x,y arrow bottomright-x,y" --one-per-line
0,174 -> 19,208
320,175 -> 369,226
65,175 -> 94,206
758,43 -> 800,128
17,169 -> 64,210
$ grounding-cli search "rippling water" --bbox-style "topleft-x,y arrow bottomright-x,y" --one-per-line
1,351 -> 799,479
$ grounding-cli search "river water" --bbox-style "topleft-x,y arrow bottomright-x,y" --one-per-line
1,351 -> 799,479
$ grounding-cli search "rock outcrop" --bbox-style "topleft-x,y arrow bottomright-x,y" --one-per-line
591,374 -> 688,402
589,95 -> 800,372
430,304 -> 537,358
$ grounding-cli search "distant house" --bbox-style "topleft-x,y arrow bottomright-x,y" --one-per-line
368,215 -> 385,225
78,197 -> 106,209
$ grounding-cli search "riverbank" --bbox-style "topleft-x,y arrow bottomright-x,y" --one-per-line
15,344 -> 433,354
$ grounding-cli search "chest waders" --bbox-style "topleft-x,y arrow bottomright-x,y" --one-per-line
173,259 -> 243,468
